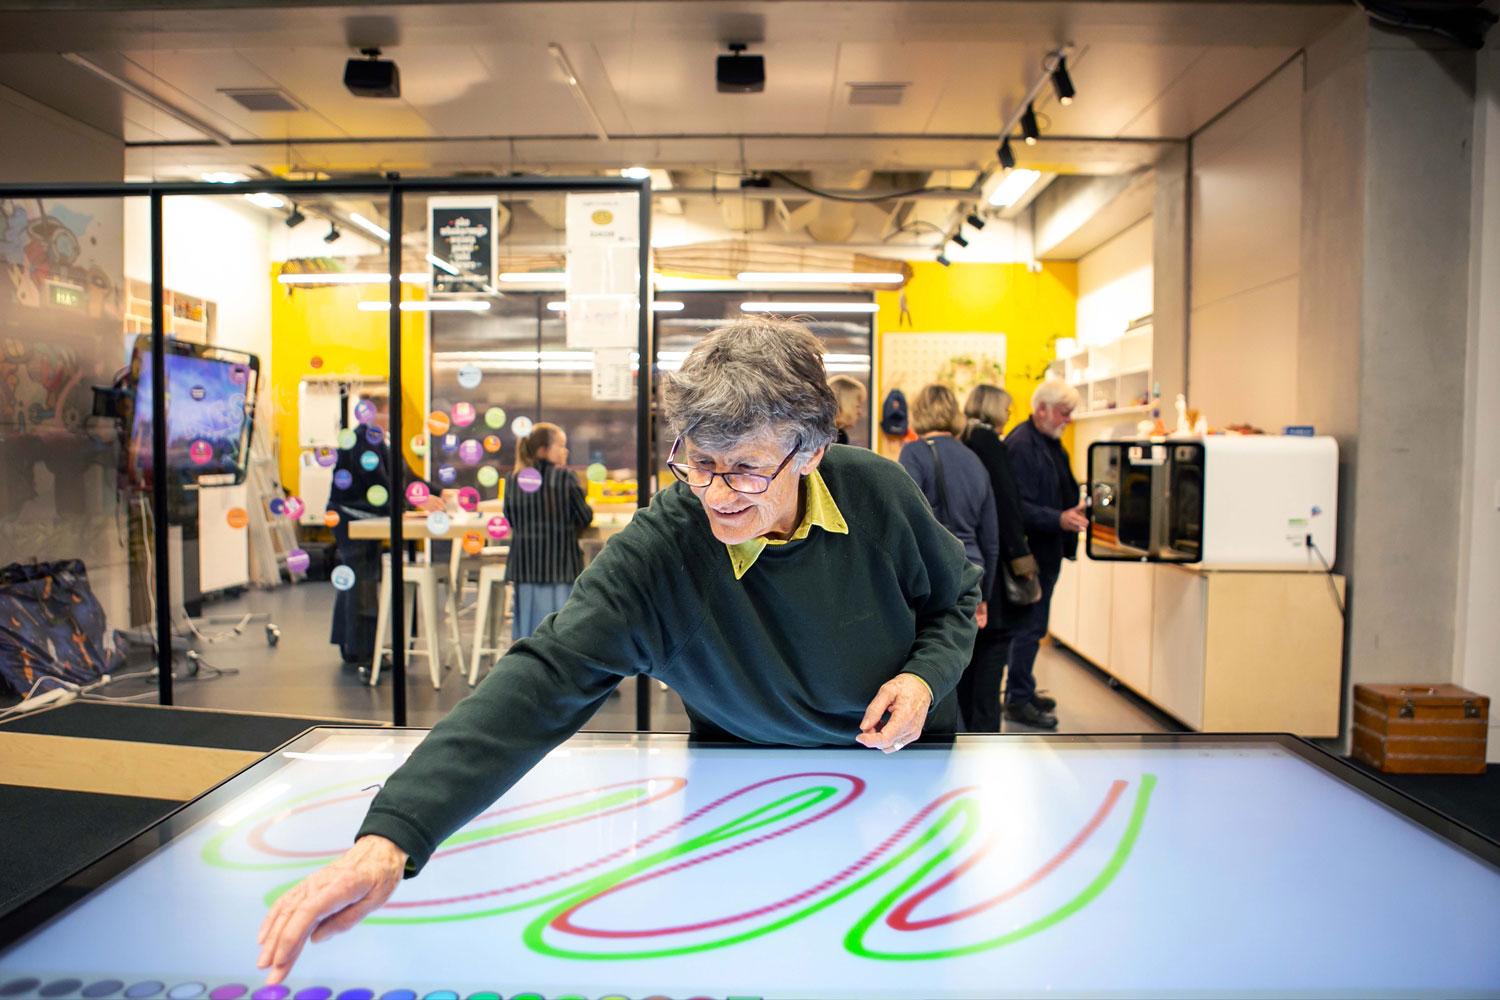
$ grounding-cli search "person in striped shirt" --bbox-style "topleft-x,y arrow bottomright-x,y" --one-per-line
502,422 -> 593,640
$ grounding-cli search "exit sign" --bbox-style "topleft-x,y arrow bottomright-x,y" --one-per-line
47,282 -> 85,309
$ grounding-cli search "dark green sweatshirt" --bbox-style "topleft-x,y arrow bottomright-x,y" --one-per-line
358,444 -> 982,873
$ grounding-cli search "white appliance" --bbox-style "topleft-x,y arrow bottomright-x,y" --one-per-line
1087,435 -> 1338,570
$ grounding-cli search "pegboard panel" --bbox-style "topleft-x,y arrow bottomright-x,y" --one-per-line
874,331 -> 1007,458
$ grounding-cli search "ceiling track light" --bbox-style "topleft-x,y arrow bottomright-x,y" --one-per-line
965,212 -> 987,230
284,205 -> 306,228
549,42 -> 610,141
1021,103 -> 1040,146
323,223 -> 342,244
935,253 -> 951,268
998,138 -> 1017,170
1051,55 -> 1075,106
950,232 -> 969,249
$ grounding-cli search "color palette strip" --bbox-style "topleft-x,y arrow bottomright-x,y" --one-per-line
0,983 -> 759,1000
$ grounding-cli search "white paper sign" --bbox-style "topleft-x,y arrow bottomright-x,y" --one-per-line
591,348 -> 634,401
565,194 -> 641,349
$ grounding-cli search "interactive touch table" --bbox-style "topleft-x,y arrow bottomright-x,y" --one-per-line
2,729 -> 1498,999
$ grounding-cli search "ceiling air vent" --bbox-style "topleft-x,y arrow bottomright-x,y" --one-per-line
219,88 -> 304,112
847,82 -> 909,107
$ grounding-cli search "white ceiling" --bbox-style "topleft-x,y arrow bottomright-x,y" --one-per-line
0,1 -> 1351,256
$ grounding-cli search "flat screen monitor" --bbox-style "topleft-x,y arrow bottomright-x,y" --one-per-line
1,730 -> 1497,999
127,336 -> 259,487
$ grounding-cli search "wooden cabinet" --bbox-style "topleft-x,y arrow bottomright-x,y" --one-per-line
1108,561 -> 1154,696
1049,557 -> 1079,646
1049,560 -> 1343,736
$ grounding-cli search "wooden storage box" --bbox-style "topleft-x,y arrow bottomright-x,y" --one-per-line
1352,683 -> 1490,774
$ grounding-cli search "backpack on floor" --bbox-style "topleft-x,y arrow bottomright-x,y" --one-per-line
0,559 -> 127,695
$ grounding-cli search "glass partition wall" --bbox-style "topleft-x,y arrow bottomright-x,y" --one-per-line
0,179 -> 651,728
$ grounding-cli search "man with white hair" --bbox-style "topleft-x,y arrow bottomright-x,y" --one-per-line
1001,378 -> 1085,729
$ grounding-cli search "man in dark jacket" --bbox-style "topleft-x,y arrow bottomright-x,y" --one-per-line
1003,378 -> 1085,728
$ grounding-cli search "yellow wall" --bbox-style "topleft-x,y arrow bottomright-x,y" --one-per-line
268,274 -> 427,494
875,261 -> 1077,442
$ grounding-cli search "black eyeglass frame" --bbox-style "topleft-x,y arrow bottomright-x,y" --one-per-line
666,434 -> 803,495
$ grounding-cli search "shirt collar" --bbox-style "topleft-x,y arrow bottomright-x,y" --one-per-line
724,467 -> 847,580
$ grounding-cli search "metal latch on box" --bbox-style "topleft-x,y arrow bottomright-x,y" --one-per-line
1400,699 -> 1483,718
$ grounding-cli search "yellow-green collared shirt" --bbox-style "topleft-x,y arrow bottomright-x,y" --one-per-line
724,468 -> 847,580
723,469 -> 934,702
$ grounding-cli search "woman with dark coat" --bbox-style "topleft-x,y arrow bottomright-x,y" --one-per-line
503,421 -> 594,640
959,384 -> 1043,730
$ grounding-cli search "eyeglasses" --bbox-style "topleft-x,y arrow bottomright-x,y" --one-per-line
666,435 -> 801,495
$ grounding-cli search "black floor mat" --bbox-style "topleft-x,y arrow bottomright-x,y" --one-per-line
0,701 -> 381,752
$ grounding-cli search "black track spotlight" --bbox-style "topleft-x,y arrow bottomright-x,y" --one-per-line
951,232 -> 969,249
284,205 -> 306,229
966,212 -> 986,230
998,138 -> 1017,170
936,252 -> 951,268
323,222 -> 342,244
1051,56 -> 1075,106
1021,103 -> 1040,146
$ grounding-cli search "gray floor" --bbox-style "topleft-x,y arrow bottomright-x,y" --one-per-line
107,580 -> 1169,735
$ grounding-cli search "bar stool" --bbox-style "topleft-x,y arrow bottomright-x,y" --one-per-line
468,562 -> 512,686
370,553 -> 460,688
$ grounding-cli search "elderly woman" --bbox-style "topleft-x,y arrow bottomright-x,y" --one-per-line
256,318 -> 982,985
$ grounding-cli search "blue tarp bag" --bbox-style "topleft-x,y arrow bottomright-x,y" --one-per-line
0,559 -> 126,695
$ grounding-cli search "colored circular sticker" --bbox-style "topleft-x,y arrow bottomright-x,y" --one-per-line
353,399 -> 376,424
426,411 -> 451,435
283,497 -> 305,520
456,487 -> 479,511
323,510 -> 340,527
461,531 -> 484,555
451,401 -> 475,427
330,565 -> 356,592
484,406 -> 506,429
458,439 -> 483,465
366,484 -> 388,507
333,469 -> 353,490
517,466 -> 543,493
441,432 -> 460,454
482,434 -> 502,453
405,481 -> 430,507
229,364 -> 249,385
409,435 -> 427,456
309,355 -> 323,370
476,465 -> 499,487
314,446 -> 337,468
226,507 -> 248,529
426,511 -> 451,536
268,498 -> 286,516
512,415 -> 534,438
457,363 -> 482,389
190,385 -> 206,401
587,462 -> 607,483
485,515 -> 510,540
359,450 -> 380,472
437,464 -> 457,484
285,549 -> 310,575
189,440 -> 213,465
336,428 -> 357,450
364,423 -> 383,445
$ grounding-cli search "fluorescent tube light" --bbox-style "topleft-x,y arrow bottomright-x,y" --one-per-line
547,300 -> 682,312
736,272 -> 903,284
243,192 -> 284,209
358,301 -> 492,312
620,167 -> 652,180
277,272 -> 430,285
989,169 -> 1042,207
426,254 -> 460,276
202,171 -> 248,184
349,212 -> 390,241
740,302 -> 880,314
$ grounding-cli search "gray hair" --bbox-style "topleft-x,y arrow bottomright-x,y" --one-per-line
662,316 -> 837,460
1031,377 -> 1081,411
964,383 -> 1013,428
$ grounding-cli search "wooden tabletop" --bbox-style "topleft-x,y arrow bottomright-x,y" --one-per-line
346,509 -> 633,542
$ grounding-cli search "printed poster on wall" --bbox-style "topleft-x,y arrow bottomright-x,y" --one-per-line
591,348 -> 634,402
428,196 -> 497,295
564,192 -> 640,350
